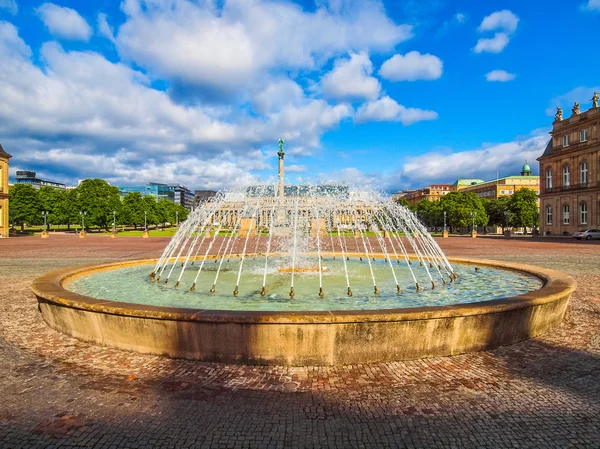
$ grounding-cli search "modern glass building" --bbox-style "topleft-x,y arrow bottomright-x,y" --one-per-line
15,170 -> 66,190
119,182 -> 174,202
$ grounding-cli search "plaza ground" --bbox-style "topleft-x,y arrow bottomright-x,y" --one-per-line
0,235 -> 599,448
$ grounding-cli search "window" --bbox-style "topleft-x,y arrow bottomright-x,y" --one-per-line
563,135 -> 570,147
580,161 -> 588,185
563,165 -> 570,186
580,203 -> 587,224
545,169 -> 552,189
580,128 -> 588,142
546,206 -> 552,225
563,204 -> 570,225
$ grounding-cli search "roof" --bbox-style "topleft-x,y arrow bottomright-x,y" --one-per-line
0,143 -> 11,159
538,139 -> 553,160
453,178 -> 484,186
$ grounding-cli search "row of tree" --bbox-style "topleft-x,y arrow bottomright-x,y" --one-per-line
397,189 -> 539,232
9,179 -> 190,231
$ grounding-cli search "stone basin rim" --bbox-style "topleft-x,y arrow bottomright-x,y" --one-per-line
32,255 -> 576,324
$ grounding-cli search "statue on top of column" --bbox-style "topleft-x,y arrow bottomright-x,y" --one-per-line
572,102 -> 580,116
592,92 -> 599,109
277,138 -> 285,159
555,107 -> 563,121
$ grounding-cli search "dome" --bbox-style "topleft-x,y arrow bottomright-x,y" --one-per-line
522,163 -> 531,172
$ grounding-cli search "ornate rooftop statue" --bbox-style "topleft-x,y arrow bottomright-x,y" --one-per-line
592,92 -> 599,108
572,102 -> 580,116
277,138 -> 285,159
555,107 -> 563,121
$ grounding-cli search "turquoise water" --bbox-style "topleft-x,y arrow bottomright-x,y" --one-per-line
67,258 -> 543,312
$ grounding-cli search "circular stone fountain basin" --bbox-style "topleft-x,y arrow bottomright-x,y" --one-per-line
32,255 -> 576,366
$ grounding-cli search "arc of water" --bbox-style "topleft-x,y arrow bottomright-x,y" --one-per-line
210,203 -> 249,292
335,220 -> 352,296
289,199 -> 300,298
164,204 -> 218,286
352,209 -> 378,294
260,205 -> 277,297
189,211 -> 230,291
310,189 -> 324,297
363,205 -> 400,292
233,203 -> 261,296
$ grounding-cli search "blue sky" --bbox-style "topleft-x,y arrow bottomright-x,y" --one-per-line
1,0 -> 599,191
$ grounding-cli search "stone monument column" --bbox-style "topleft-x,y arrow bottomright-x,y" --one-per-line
277,138 -> 285,200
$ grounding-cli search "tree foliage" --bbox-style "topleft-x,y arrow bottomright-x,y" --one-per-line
439,192 -> 488,230
75,179 -> 122,230
508,188 -> 539,229
122,192 -> 145,229
8,184 -> 41,229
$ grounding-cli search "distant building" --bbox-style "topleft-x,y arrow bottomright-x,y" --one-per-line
16,170 -> 66,190
538,96 -> 600,236
402,184 -> 455,205
0,144 -> 11,237
119,182 -> 174,202
169,184 -> 195,210
455,166 -> 540,200
194,189 -> 217,207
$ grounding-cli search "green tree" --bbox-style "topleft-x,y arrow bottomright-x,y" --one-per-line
74,179 -> 121,231
175,204 -> 189,223
439,192 -> 488,231
414,200 -> 442,228
485,196 -> 511,230
8,184 -> 40,230
122,192 -> 145,229
156,199 -> 175,227
508,188 -> 539,230
56,189 -> 80,231
38,187 -> 65,230
395,198 -> 410,208
142,195 -> 158,228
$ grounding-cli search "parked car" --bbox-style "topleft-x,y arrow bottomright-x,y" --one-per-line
573,229 -> 600,240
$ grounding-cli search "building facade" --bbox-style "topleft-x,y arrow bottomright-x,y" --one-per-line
538,97 -> 600,235
170,184 -> 195,210
457,165 -> 540,200
16,170 -> 66,190
402,184 -> 454,205
0,144 -> 11,237
119,183 -> 175,202
194,190 -> 218,207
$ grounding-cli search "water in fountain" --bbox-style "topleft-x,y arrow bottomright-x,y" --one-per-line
150,182 -> 458,298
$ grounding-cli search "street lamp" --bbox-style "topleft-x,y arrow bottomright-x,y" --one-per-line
504,211 -> 512,230
113,210 -> 116,233
42,211 -> 49,232
443,211 -> 447,233
176,210 -> 179,226
470,211 -> 477,233
144,210 -> 147,232
80,211 -> 87,232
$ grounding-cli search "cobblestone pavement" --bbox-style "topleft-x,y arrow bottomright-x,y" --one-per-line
0,235 -> 599,449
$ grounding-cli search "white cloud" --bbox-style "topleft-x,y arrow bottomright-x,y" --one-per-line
252,78 -> 305,115
0,22 -> 352,189
473,32 -> 510,53
355,96 -> 438,125
478,10 -> 519,34
379,51 -> 443,82
36,3 -> 92,41
400,135 -> 547,187
321,52 -> 381,101
286,164 -> 307,173
581,0 -> 600,11
485,70 -> 516,82
0,0 -> 17,15
454,12 -> 466,23
97,13 -> 116,44
474,10 -> 518,54
115,0 -> 412,96
545,85 -> 600,116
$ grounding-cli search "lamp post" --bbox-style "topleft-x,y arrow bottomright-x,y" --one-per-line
443,211 -> 447,233
144,211 -> 147,232
112,210 -> 116,233
80,211 -> 86,231
176,210 -> 179,226
42,211 -> 48,232
470,211 -> 477,233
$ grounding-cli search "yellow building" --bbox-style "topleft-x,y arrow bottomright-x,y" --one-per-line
456,165 -> 540,200
403,184 -> 454,205
0,144 -> 11,238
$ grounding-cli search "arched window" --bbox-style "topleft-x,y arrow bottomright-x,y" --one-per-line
546,206 -> 552,225
580,161 -> 588,185
563,204 -> 570,225
545,169 -> 552,190
580,203 -> 588,225
563,165 -> 570,187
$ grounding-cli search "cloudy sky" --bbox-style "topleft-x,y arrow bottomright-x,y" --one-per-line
1,0 -> 599,191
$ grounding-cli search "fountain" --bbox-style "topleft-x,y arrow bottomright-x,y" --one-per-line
32,141 -> 576,365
